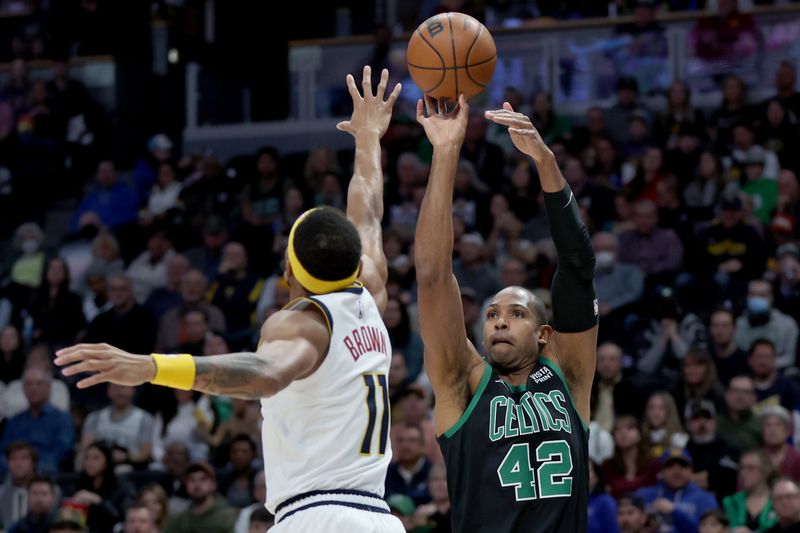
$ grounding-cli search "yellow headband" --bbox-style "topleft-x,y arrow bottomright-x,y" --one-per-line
287,208 -> 359,294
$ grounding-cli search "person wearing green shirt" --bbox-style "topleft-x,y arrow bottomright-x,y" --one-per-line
722,450 -> 778,532
165,462 -> 237,533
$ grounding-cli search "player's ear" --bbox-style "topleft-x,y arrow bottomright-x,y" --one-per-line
537,324 -> 553,344
284,260 -> 293,286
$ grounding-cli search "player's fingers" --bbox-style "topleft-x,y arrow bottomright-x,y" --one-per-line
362,65 -> 373,98
508,127 -> 533,136
503,101 -> 514,111
485,115 -> 529,128
336,121 -> 351,132
345,74 -> 360,100
61,359 -> 112,377
437,99 -> 446,115
375,68 -> 389,100
424,95 -> 436,116
416,99 -> 425,122
457,94 -> 469,115
77,372 -> 111,389
384,83 -> 402,108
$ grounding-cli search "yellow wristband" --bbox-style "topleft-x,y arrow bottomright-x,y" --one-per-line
151,353 -> 196,390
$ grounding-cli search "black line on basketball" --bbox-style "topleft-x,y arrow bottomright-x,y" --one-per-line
415,29 -> 447,93
464,23 -> 485,87
447,13 -> 459,99
408,56 -> 496,71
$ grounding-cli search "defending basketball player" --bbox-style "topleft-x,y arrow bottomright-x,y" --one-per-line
415,95 -> 598,532
54,66 -> 405,533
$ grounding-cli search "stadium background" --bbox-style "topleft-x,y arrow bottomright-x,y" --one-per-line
2,0 -> 800,531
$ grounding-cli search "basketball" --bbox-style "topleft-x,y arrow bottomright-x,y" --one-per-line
407,12 -> 497,102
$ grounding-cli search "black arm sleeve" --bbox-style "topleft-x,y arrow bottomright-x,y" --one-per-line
543,185 -> 598,333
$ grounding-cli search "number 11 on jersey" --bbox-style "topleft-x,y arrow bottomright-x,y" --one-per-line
361,373 -> 390,455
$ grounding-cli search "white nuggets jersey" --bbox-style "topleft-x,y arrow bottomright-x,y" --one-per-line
261,283 -> 393,514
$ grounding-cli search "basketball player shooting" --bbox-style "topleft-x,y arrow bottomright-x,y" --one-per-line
55,65 -> 406,533
414,96 -> 598,532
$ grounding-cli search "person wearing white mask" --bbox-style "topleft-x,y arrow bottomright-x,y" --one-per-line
735,279 -> 799,371
9,222 -> 46,289
592,232 -> 645,340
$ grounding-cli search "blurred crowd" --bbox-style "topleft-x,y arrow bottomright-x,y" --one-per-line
2,2 -> 800,533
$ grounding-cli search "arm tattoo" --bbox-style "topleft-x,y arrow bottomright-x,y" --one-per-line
193,353 -> 270,400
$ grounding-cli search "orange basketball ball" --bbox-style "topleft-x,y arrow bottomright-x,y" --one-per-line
406,12 -> 497,102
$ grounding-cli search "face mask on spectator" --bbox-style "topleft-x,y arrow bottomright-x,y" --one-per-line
595,251 -> 615,270
20,239 -> 39,254
747,296 -> 770,315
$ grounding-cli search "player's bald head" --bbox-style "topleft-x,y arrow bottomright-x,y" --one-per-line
491,286 -> 548,327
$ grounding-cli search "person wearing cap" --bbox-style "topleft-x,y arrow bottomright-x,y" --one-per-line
635,448 -> 718,532
164,462 -> 237,533
728,122 -> 781,184
760,405 -> 800,481
736,281 -> 799,372
132,133 -> 174,206
695,192 -> 766,303
722,450 -> 778,532
616,494 -> 650,533
684,399 -> 739,499
773,242 -> 800,319
767,478 -> 800,533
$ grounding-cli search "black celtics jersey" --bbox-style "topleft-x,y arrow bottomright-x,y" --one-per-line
437,357 -> 589,533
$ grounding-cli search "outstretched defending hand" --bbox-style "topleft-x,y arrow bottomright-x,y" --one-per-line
337,65 -> 402,139
416,94 -> 469,149
55,343 -> 155,389
485,102 -> 554,164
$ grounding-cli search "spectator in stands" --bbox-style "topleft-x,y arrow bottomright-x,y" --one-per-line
722,450 -> 777,532
748,338 -> 799,411
602,415 -> 659,499
684,399 -> 739,499
391,384 -> 442,465
410,463 -> 450,533
656,80 -> 706,150
563,157 -> 617,230
528,91 -> 572,144
768,478 -> 800,533
6,222 -> 46,289
694,193 -> 765,304
760,406 -> 800,479
636,448 -> 718,532
80,384 -> 155,467
642,392 -> 688,458
28,257 -> 85,348
727,122 -> 780,185
217,434 -> 258,508
773,243 -> 800,319
617,199 -> 683,284
1,345 -> 71,417
770,61 -> 800,118
760,99 -> 800,176
81,262 -> 112,323
166,308 -> 209,355
452,232 -> 501,304
6,475 -> 57,533
0,324 -> 25,384
136,484 -> 169,531
604,76 -> 651,145
0,443 -> 37,530
123,504 -> 159,533
717,375 -> 761,453
384,298 -> 423,380
156,269 -> 225,352
77,231 -> 124,296
70,160 -> 138,232
127,227 -> 176,304
684,151 -> 724,222
233,470 -> 266,533
385,424 -> 432,505
144,254 -> 190,323
84,273 -> 156,354
208,242 -> 263,347
708,75 -> 753,153
161,441 -> 191,515
184,216 -> 228,282
132,134 -> 173,205
698,509 -> 730,533
672,349 -> 725,418
592,342 -> 641,432
616,494 -> 648,533
460,113 -> 504,189
0,367 -> 74,476
164,462 -> 237,533
153,389 -> 212,463
143,162 -> 182,220
572,107 -> 611,157
736,277 -> 800,369
71,441 -> 135,533
707,309 -> 748,385
593,232 -> 644,340
588,461 -> 619,533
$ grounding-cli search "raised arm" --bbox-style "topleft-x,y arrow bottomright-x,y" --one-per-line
486,103 -> 598,423
54,306 -> 329,400
415,95 -> 485,436
337,65 -> 401,315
